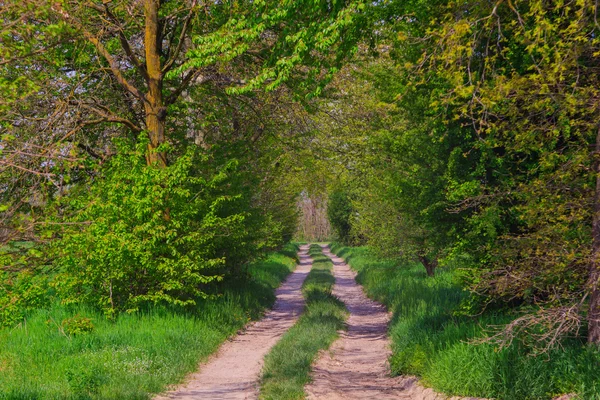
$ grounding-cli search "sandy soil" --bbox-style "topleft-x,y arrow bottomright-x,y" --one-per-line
304,245 -> 480,400
154,245 -> 313,400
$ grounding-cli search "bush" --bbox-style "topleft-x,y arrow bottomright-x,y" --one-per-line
50,138 -> 255,317
0,268 -> 49,327
327,189 -> 353,244
61,314 -> 94,336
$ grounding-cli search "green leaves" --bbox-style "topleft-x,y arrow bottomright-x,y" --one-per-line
49,138 -> 255,316
327,188 -> 354,244
170,0 -> 367,97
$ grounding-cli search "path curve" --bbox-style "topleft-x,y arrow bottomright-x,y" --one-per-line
155,245 -> 312,400
305,245 -> 478,400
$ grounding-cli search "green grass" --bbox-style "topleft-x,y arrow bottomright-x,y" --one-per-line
330,243 -> 600,400
0,243 -> 299,400
259,244 -> 348,400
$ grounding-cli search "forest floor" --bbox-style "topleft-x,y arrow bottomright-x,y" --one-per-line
155,244 -> 479,400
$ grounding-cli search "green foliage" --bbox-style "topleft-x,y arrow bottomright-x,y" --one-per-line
260,244 -> 347,399
331,243 -> 600,399
327,189 -> 353,244
173,0 -> 367,97
0,268 -> 49,328
314,0 -> 600,344
318,56 -> 469,275
379,0 -> 600,342
49,137 -> 254,317
61,315 -> 94,337
0,248 -> 297,399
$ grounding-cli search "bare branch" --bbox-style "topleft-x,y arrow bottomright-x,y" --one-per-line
162,0 -> 198,74
75,102 -> 143,132
52,3 -> 146,101
86,1 -> 151,83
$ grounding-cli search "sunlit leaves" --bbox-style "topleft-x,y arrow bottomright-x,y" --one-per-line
170,0 -> 367,97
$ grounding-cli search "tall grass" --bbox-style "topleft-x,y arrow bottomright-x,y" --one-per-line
0,244 -> 299,400
259,244 -> 347,400
330,243 -> 600,400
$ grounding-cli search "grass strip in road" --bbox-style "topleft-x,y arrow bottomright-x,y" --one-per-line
330,243 -> 600,400
0,244 -> 299,400
259,244 -> 348,400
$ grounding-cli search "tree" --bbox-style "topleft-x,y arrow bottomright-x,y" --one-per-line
312,54 -> 470,276
390,0 -> 600,345
327,188 -> 352,243
0,0 -> 369,321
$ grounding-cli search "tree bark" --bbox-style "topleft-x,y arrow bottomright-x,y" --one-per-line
144,0 -> 167,167
588,125 -> 600,344
418,255 -> 437,277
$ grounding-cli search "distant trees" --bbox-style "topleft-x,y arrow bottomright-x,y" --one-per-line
297,193 -> 331,242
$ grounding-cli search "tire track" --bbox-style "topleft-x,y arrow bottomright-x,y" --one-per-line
305,245 -> 478,400
155,245 -> 312,400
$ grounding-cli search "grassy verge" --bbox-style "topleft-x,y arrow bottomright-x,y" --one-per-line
259,244 -> 347,400
0,244 -> 299,400
330,243 -> 600,400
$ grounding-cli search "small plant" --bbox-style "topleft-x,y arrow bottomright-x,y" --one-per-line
66,365 -> 103,398
62,315 -> 94,336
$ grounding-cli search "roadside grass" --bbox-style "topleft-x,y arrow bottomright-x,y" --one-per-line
330,243 -> 600,400
0,243 -> 299,400
259,244 -> 347,400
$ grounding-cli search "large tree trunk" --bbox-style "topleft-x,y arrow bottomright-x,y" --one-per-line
588,126 -> 600,344
144,0 -> 167,167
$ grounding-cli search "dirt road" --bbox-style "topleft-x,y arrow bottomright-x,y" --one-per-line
305,245 -> 476,400
155,244 -> 478,400
154,245 -> 312,400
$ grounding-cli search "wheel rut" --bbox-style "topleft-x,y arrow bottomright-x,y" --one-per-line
305,245 -> 478,400
154,244 -> 312,400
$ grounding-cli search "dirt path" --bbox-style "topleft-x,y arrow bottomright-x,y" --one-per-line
155,245 -> 312,400
305,245 -> 477,400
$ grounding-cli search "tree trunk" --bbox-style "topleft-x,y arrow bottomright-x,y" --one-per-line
144,0 -> 167,167
418,255 -> 436,277
588,125 -> 600,344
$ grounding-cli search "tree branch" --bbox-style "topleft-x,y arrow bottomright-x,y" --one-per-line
53,4 -> 146,102
166,68 -> 201,105
74,101 -> 143,132
87,1 -> 151,83
162,0 -> 198,74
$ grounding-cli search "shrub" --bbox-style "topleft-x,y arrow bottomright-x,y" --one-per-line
61,314 -> 94,336
0,268 -> 49,327
327,188 -> 353,244
50,138 -> 255,317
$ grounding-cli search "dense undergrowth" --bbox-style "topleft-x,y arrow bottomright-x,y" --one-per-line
330,243 -> 600,400
0,244 -> 299,400
259,244 -> 347,399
